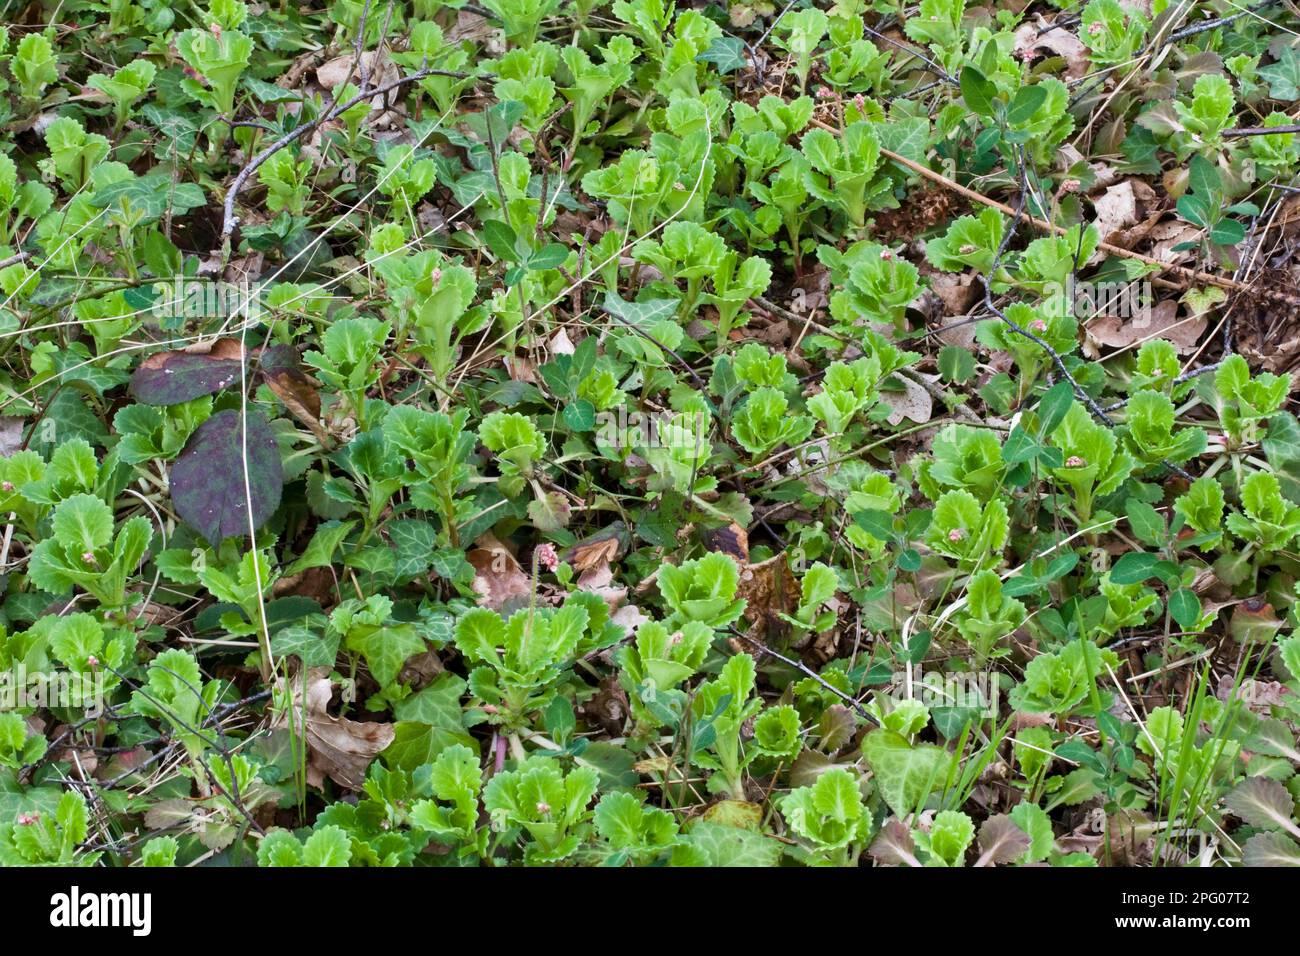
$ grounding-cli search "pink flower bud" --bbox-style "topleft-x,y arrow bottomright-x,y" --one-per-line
879,249 -> 893,261
1065,456 -> 1087,468
536,802 -> 551,815
948,528 -> 965,543
430,267 -> 442,284
87,655 -> 99,668
1030,319 -> 1047,332
81,551 -> 97,564
1088,22 -> 1104,36
1,481 -> 12,492
536,543 -> 559,572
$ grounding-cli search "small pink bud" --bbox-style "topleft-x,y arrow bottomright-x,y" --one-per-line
1061,179 -> 1081,193
81,551 -> 97,564
430,267 -> 442,284
879,248 -> 893,261
1088,22 -> 1104,36
86,655 -> 99,668
948,528 -> 965,543
960,243 -> 977,255
536,802 -> 551,815
1,481 -> 12,492
1065,456 -> 1087,468
1030,319 -> 1048,332
210,22 -> 222,37
536,543 -> 558,572
815,86 -> 833,100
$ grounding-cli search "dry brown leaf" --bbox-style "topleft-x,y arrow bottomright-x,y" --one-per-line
504,354 -> 537,384
1086,300 -> 1206,353
467,532 -> 532,612
563,523 -> 628,572
272,669 -> 394,790
264,366 -> 329,442
1014,20 -> 1088,80
577,561 -> 626,609
1148,219 -> 1202,265
736,553 -> 799,642
316,51 -> 398,109
0,416 -> 24,457
180,336 -> 244,358
550,327 -> 576,355
572,530 -> 646,637
880,374 -> 934,426
703,522 -> 749,563
1090,179 -> 1139,246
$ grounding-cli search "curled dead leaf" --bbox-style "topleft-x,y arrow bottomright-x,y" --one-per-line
703,522 -> 749,564
562,522 -> 629,572
271,669 -> 395,790
467,532 -> 532,612
736,553 -> 799,643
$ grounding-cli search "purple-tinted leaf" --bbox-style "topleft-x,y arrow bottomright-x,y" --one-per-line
1224,777 -> 1300,838
259,344 -> 301,376
868,818 -> 922,867
171,409 -> 282,544
974,814 -> 1031,867
131,343 -> 244,405
1241,831 -> 1300,867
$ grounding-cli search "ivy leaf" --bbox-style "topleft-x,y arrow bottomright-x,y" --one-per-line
697,36 -> 748,74
170,409 -> 283,544
602,292 -> 680,327
1261,47 -> 1300,100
